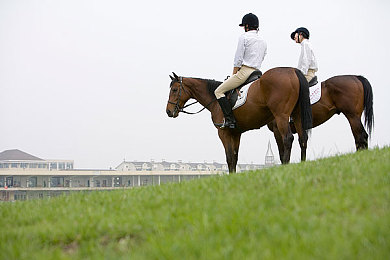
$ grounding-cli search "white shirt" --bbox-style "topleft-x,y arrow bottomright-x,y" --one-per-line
298,39 -> 318,75
233,30 -> 267,70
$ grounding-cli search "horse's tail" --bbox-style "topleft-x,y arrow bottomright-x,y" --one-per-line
356,75 -> 374,136
294,69 -> 313,132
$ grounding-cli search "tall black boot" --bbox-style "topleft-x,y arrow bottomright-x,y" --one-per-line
217,97 -> 236,129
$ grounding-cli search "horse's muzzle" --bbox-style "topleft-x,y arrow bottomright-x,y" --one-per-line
166,109 -> 178,118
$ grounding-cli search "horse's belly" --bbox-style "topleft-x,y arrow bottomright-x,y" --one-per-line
236,107 -> 273,131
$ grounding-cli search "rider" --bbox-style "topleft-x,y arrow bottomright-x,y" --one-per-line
291,27 -> 318,83
214,13 -> 267,129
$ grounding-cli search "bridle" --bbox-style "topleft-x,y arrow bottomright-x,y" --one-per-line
168,76 -> 216,115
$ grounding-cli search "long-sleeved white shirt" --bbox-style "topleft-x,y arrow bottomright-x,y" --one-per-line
233,30 -> 267,70
297,39 -> 318,75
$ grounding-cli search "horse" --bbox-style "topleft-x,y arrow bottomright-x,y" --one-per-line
166,67 -> 313,173
267,75 -> 374,162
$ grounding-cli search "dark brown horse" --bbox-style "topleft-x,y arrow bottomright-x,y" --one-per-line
166,67 -> 313,173
267,75 -> 374,162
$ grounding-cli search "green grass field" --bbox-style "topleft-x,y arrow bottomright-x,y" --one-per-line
1,147 -> 389,260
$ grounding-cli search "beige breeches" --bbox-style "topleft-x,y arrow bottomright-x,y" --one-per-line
214,65 -> 256,99
305,69 -> 316,82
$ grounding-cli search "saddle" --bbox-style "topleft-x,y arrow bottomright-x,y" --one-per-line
226,70 -> 262,106
309,76 -> 318,87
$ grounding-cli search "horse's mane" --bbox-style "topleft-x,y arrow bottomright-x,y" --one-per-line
205,79 -> 223,95
170,77 -> 222,96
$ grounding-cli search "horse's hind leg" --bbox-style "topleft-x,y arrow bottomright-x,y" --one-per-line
345,114 -> 368,150
274,116 -> 294,164
267,121 -> 286,163
291,112 -> 308,161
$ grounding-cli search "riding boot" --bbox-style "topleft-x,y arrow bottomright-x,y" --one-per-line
217,97 -> 236,129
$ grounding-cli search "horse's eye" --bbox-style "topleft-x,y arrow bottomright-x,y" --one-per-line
171,88 -> 178,93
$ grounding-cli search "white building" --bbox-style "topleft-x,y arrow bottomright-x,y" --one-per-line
0,149 -> 73,170
0,149 -> 274,201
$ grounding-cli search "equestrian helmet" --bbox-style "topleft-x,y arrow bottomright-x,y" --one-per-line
290,27 -> 310,39
239,13 -> 259,29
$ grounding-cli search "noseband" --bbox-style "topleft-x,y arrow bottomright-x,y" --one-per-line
168,76 -> 216,115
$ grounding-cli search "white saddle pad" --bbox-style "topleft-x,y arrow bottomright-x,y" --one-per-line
309,83 -> 321,105
232,81 -> 321,110
232,83 -> 251,110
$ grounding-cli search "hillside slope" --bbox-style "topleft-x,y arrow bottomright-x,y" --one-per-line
1,147 -> 389,259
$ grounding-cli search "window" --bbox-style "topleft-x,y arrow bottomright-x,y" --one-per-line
28,177 -> 37,187
114,177 -> 122,187
6,177 -> 13,187
51,177 -> 64,187
50,163 -> 57,170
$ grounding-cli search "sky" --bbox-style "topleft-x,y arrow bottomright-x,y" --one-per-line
1,0 -> 389,169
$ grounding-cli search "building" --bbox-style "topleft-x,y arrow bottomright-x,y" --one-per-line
0,149 -> 74,170
0,149 -> 274,201
265,141 -> 275,167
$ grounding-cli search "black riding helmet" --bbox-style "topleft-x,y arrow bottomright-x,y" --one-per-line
239,13 -> 259,29
290,27 -> 310,40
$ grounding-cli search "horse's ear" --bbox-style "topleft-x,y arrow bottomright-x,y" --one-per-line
169,75 -> 175,81
172,72 -> 179,80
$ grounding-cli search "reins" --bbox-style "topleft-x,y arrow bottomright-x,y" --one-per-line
168,76 -> 216,115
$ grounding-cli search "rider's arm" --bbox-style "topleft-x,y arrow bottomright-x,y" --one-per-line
233,34 -> 245,71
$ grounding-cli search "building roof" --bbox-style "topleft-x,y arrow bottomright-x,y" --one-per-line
0,149 -> 44,161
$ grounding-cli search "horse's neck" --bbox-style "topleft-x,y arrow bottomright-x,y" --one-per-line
189,79 -> 219,114
187,79 -> 222,125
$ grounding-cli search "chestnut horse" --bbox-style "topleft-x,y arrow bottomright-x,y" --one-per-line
267,75 -> 374,162
166,67 -> 312,173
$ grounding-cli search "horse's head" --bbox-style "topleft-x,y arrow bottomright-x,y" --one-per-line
166,72 -> 192,118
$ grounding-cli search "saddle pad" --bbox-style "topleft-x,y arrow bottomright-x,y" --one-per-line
232,83 -> 251,110
309,83 -> 321,105
233,81 -> 321,110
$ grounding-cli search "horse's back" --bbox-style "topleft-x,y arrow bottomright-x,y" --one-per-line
323,75 -> 364,100
256,67 -> 300,102
260,67 -> 297,86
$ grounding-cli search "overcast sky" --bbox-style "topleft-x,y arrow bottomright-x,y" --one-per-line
1,0 -> 389,169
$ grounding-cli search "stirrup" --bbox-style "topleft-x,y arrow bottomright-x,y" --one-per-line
219,118 -> 236,129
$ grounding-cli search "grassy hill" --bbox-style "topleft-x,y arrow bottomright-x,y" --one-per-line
1,147 -> 389,260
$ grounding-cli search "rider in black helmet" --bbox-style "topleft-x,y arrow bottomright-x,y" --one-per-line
214,13 -> 267,129
291,27 -> 310,42
291,27 -> 318,83
240,13 -> 259,31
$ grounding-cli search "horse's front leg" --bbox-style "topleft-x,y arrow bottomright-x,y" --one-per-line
218,130 -> 242,173
267,121 -> 285,163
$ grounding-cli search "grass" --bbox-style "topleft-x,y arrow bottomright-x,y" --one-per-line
1,147 -> 389,259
